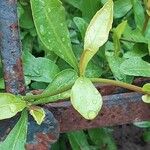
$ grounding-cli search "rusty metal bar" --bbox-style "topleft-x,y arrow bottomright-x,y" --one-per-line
46,92 -> 150,132
0,0 -> 25,94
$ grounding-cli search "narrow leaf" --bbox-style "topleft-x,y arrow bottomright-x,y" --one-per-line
120,57 -> 150,77
30,0 -> 78,71
0,93 -> 26,120
30,107 -> 45,125
0,110 -> 28,150
80,0 -> 113,75
71,77 -> 102,120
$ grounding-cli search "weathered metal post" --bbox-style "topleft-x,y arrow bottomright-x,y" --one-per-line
0,0 -> 25,94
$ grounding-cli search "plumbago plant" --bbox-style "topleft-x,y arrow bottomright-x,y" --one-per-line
0,0 -> 150,149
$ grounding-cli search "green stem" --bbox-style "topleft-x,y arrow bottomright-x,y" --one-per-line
90,78 -> 148,95
23,78 -> 148,102
23,85 -> 72,101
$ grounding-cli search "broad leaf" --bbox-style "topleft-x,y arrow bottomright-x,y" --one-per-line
0,93 -> 26,120
120,57 -> 150,77
106,51 -> 133,83
71,77 -> 102,120
80,0 -> 113,75
30,0 -> 78,71
30,107 -> 45,125
0,110 -> 28,150
23,52 -> 60,83
142,95 -> 150,103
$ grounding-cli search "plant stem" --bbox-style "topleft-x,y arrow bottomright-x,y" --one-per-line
90,78 -> 149,95
23,85 -> 72,101
23,78 -> 148,102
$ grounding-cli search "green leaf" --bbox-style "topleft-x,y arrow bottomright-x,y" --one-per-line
29,107 -> 45,125
44,69 -> 78,94
131,0 -> 145,30
23,52 -> 60,83
113,20 -> 127,56
67,131 -> 91,150
134,121 -> 150,128
124,43 -> 148,58
120,57 -> 150,77
80,0 -> 113,75
0,110 -> 28,150
71,77 -> 102,120
19,4 -> 34,29
142,94 -> 150,103
106,51 -> 133,83
114,0 -> 132,19
88,128 -> 117,150
142,83 -> 150,93
30,0 -> 78,71
0,93 -> 26,120
73,17 -> 88,39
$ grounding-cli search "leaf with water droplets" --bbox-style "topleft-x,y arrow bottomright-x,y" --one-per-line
142,95 -> 150,103
120,57 -> 150,77
80,0 -> 113,75
0,110 -> 28,150
29,107 -> 45,125
71,77 -> 102,120
0,93 -> 26,120
30,0 -> 78,71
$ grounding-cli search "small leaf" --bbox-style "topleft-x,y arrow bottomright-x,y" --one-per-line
120,57 -> 150,77
0,93 -> 26,120
133,121 -> 150,128
142,83 -> 150,93
142,94 -> 150,103
30,0 -> 78,71
71,77 -> 102,120
0,110 -> 28,150
30,107 -> 45,125
80,0 -> 113,75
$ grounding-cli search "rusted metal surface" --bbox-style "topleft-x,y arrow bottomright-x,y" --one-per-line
46,92 -> 150,132
0,0 -> 25,94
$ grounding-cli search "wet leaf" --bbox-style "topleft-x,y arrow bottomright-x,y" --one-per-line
120,57 -> 150,77
30,107 -> 45,125
0,93 -> 26,120
80,0 -> 113,75
0,110 -> 28,150
142,94 -> 150,103
30,0 -> 78,71
71,77 -> 102,120
23,52 -> 60,83
44,69 -> 78,94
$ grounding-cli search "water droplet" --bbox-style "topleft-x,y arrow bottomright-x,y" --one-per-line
62,38 -> 65,42
48,39 -> 51,43
9,105 -> 16,112
40,25 -> 45,35
60,23 -> 63,26
88,110 -> 96,119
48,8 -> 51,13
